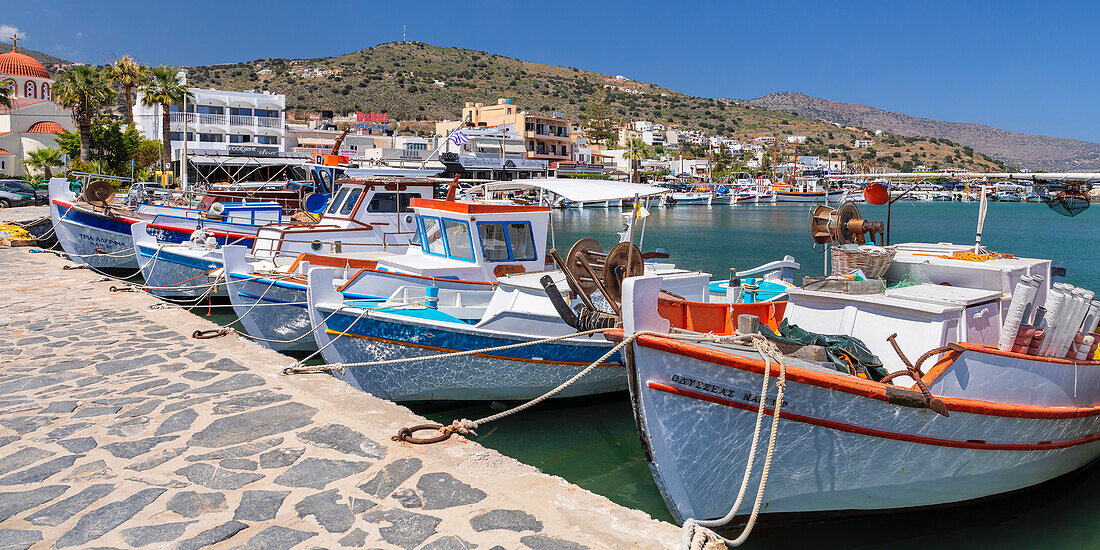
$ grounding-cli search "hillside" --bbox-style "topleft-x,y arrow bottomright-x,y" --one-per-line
745,92 -> 1100,171
180,41 -> 1009,172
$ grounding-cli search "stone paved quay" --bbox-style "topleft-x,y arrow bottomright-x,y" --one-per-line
0,215 -> 678,549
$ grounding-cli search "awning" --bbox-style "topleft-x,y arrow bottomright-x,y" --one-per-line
186,155 -> 309,167
295,137 -> 336,146
468,178 -> 667,203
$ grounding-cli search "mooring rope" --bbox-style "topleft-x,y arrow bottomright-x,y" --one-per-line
283,327 -> 610,376
680,333 -> 787,549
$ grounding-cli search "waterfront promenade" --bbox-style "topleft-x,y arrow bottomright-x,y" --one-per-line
0,207 -> 677,549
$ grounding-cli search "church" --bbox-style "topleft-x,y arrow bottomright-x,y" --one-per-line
0,38 -> 75,177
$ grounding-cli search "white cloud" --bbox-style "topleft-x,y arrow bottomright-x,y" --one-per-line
0,25 -> 25,42
75,31 -> 83,39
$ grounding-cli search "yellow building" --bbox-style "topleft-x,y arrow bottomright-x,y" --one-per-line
436,99 -> 572,162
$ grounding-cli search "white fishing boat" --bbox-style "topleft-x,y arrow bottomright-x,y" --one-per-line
136,174 -> 435,306
606,187 -> 1100,544
50,176 -> 275,275
225,178 -> 668,353
302,182 -> 712,401
773,177 -> 845,203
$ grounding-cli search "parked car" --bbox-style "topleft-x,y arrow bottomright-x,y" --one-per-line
0,189 -> 29,208
127,181 -> 173,204
0,180 -> 47,205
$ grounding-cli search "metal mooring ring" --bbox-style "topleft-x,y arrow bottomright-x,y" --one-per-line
392,423 -> 451,445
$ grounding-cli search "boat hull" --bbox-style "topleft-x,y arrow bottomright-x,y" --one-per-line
310,303 -> 626,402
773,190 -> 846,203
135,243 -> 226,299
626,335 -> 1100,525
226,273 -> 319,353
52,200 -> 149,272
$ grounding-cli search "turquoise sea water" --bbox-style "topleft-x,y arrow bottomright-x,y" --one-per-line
415,202 -> 1100,548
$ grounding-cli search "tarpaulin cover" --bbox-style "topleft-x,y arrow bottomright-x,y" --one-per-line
760,319 -> 889,381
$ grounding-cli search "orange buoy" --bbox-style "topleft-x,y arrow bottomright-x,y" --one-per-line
864,182 -> 889,205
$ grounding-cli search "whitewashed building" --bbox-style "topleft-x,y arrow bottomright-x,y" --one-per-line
133,87 -> 287,161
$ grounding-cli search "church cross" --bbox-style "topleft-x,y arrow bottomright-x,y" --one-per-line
10,35 -> 19,51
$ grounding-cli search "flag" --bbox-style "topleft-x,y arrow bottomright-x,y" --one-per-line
448,130 -> 469,145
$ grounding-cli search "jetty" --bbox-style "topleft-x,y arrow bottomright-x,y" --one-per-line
0,207 -> 676,549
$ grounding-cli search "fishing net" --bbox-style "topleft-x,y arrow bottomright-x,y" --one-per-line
1048,190 -> 1091,217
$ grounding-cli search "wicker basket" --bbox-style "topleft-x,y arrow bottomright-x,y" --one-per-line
831,245 -> 897,279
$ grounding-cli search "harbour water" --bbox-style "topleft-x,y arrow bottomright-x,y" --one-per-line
205,201 -> 1100,547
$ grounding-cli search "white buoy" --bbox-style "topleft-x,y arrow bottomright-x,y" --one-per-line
1039,283 -> 1070,355
999,275 -> 1037,351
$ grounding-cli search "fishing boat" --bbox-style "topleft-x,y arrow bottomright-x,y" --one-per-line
137,175 -> 437,302
607,188 -> 1100,539
660,184 -> 714,206
773,177 -> 845,203
49,177 -> 278,274
223,179 -> 667,353
707,256 -> 800,303
303,183 -> 711,401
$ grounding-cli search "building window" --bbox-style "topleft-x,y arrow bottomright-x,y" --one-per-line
254,109 -> 279,118
229,135 -> 251,143
169,104 -> 195,113
196,105 -> 224,115
199,133 -> 224,142
229,107 -> 252,116
24,81 -> 36,99
168,132 -> 194,142
405,143 -> 427,150
40,83 -> 50,100
256,135 -> 278,145
525,122 -> 533,131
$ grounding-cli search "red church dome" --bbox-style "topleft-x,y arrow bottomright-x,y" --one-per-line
27,121 -> 64,133
0,50 -> 49,79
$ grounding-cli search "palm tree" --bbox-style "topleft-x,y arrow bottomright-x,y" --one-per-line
53,66 -> 115,162
623,137 -> 653,183
140,67 -> 192,173
24,147 -> 65,180
0,79 -> 13,108
105,56 -> 148,125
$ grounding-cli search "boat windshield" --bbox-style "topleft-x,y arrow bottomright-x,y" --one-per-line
443,219 -> 473,260
477,221 -> 536,262
326,188 -> 349,214
338,188 -> 363,216
422,217 -> 445,255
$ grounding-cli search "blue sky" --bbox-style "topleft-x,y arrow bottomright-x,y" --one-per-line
4,1 -> 1098,142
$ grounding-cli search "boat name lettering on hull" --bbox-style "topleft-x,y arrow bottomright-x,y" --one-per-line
668,373 -> 787,408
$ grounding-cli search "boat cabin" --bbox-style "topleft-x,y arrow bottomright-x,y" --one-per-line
370,197 -> 551,282
250,179 -> 437,258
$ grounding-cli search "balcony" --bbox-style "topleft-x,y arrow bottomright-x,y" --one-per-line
170,112 -> 282,129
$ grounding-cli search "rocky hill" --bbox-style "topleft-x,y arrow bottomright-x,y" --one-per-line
8,41 -> 1059,172
745,92 -> 1100,171
177,41 -> 1009,172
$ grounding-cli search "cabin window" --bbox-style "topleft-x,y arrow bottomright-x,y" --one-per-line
366,192 -> 419,213
326,188 -> 349,214
477,223 -> 509,261
507,223 -> 536,260
476,221 -> 536,262
443,219 -> 473,260
339,188 -> 363,216
422,217 -> 446,255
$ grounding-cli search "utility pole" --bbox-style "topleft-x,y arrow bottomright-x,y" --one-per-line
178,69 -> 188,192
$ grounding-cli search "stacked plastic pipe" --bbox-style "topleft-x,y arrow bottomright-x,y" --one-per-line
1001,276 -> 1099,359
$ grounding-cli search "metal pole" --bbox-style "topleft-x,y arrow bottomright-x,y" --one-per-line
179,69 -> 188,192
